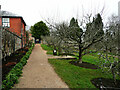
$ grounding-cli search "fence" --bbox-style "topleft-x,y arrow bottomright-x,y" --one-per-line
0,27 -> 22,60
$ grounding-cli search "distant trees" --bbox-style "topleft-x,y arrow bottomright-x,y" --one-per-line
30,21 -> 49,40
43,23 -> 71,55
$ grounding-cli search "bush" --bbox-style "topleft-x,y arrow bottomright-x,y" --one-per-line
2,43 -> 35,90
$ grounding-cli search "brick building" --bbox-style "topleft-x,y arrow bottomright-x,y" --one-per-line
0,10 -> 26,47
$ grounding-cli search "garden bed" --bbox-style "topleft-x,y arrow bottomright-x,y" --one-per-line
2,47 -> 29,81
69,61 -> 98,69
91,78 -> 120,89
2,43 -> 34,90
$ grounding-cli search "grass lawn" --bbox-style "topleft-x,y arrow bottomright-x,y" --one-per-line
41,44 -> 119,88
41,44 -> 60,55
48,55 -> 114,88
41,44 -> 53,55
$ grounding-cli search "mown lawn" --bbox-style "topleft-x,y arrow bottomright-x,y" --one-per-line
41,44 -> 119,88
41,44 -> 53,55
48,55 -> 114,89
41,44 -> 60,55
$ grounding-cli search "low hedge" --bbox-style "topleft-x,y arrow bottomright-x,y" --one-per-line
2,43 -> 35,90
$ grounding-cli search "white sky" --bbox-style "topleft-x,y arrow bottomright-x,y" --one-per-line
0,0 -> 120,26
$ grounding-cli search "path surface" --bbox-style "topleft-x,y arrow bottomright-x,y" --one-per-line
47,54 -> 75,59
14,44 -> 69,88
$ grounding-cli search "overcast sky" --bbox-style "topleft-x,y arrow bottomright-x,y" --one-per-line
0,0 -> 120,26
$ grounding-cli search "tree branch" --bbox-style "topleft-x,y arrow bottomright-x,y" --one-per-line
82,36 -> 103,52
82,50 -> 97,56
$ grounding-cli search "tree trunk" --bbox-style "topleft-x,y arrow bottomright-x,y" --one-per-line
112,69 -> 117,86
105,46 -> 108,61
78,45 -> 82,63
58,47 -> 61,56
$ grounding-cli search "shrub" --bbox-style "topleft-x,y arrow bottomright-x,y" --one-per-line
2,43 -> 35,90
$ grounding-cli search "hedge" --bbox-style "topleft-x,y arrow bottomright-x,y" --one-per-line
2,43 -> 35,90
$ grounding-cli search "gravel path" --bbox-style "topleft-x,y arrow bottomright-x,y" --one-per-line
47,55 -> 75,59
14,44 -> 69,88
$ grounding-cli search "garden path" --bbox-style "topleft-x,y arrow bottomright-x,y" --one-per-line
13,44 -> 69,88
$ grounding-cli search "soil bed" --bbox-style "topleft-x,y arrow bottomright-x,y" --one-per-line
2,47 -> 29,81
69,61 -> 98,69
91,78 -> 120,89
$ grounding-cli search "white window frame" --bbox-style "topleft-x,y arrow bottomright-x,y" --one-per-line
2,18 -> 10,27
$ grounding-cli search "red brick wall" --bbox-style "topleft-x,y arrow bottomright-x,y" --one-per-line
0,17 -> 26,47
10,17 -> 26,46
10,18 -> 22,36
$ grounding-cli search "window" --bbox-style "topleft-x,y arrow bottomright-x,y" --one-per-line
2,18 -> 10,27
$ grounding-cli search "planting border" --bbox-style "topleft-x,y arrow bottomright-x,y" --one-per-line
2,43 -> 35,90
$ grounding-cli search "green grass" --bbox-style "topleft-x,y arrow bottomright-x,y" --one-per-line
41,44 -> 53,51
41,44 -> 53,55
41,44 -> 60,55
73,51 -> 118,64
48,55 -> 114,88
41,44 -> 119,88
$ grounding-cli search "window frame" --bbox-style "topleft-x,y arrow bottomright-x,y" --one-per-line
2,18 -> 10,27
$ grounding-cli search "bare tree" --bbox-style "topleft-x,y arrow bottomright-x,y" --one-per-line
42,23 -> 74,55
97,15 -> 120,85
43,13 -> 104,63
